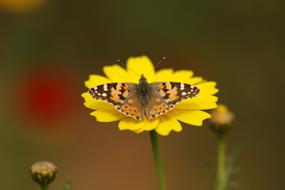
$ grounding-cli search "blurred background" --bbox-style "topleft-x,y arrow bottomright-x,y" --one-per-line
0,0 -> 284,189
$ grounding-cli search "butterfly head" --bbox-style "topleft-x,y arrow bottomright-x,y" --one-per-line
139,74 -> 148,84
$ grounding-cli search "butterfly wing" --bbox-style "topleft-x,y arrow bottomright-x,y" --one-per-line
116,95 -> 144,120
146,82 -> 200,119
88,83 -> 144,120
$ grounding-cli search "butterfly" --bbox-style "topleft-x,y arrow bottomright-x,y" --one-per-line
88,74 -> 200,120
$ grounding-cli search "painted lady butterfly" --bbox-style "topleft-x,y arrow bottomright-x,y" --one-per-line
88,74 -> 200,120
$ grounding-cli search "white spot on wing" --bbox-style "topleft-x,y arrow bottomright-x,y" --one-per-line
103,84 -> 108,91
180,83 -> 185,90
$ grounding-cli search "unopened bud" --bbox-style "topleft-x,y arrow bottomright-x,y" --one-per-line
31,161 -> 57,186
209,104 -> 235,133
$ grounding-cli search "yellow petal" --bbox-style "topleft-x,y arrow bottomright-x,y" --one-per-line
103,64 -> 130,82
154,69 -> 173,81
155,115 -> 182,136
133,119 -> 160,133
185,77 -> 203,85
170,70 -> 194,82
85,74 -> 111,88
170,110 -> 211,126
176,95 -> 218,110
126,55 -> 155,82
119,117 -> 149,131
91,110 -> 126,122
82,92 -> 114,110
174,81 -> 218,110
154,69 -> 194,82
196,82 -> 219,96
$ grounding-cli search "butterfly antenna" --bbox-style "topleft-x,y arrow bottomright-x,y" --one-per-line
145,56 -> 166,76
116,58 -> 141,77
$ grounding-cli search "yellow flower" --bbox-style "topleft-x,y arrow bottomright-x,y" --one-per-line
82,55 -> 218,136
0,0 -> 45,13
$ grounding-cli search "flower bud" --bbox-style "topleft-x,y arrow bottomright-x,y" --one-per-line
209,104 -> 234,133
30,161 -> 57,186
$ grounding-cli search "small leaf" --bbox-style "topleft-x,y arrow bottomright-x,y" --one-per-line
63,179 -> 72,190
225,147 -> 240,190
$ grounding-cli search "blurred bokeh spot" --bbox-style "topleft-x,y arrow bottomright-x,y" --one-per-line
13,62 -> 79,127
0,0 -> 45,13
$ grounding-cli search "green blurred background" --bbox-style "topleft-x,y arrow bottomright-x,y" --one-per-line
0,0 -> 284,189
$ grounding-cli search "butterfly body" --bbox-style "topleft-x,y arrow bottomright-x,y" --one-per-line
137,75 -> 152,108
88,74 -> 200,120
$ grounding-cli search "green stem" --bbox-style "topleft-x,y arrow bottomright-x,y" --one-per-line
216,132 -> 226,190
149,131 -> 167,190
41,184 -> 49,190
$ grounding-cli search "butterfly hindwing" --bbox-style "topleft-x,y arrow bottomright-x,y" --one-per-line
145,92 -> 173,119
115,96 -> 144,120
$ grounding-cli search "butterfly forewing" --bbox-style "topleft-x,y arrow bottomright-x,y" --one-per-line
89,82 -> 144,120
151,81 -> 199,106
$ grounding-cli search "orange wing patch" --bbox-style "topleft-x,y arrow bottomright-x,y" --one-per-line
110,83 -> 131,103
166,86 -> 178,102
146,97 -> 173,119
115,98 -> 143,120
157,82 -> 179,103
110,88 -> 124,103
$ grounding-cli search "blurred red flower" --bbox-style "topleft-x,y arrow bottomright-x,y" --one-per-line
14,63 -> 79,127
